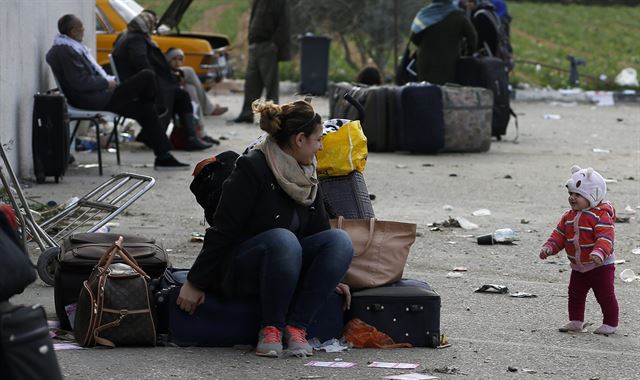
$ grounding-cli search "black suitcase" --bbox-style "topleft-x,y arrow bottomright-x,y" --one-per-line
393,84 -> 445,154
0,302 -> 63,380
54,233 -> 169,330
346,279 -> 441,347
329,83 -> 396,152
320,171 -> 375,219
32,92 -> 70,183
455,57 -> 511,138
153,269 -> 345,345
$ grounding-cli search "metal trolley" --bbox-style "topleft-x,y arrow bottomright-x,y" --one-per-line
0,141 -> 155,285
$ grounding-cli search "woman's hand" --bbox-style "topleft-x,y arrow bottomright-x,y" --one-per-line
335,283 -> 351,311
591,253 -> 603,266
176,280 -> 205,315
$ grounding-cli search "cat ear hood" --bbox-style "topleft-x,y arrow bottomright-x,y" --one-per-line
566,165 -> 606,208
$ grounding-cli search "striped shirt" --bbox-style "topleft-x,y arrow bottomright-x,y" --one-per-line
543,201 -> 616,273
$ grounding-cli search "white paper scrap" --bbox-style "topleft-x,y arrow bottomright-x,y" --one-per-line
383,373 -> 438,380
368,362 -> 420,369
305,361 -> 356,368
53,342 -> 85,351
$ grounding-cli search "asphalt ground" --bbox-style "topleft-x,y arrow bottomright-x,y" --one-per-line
11,92 -> 640,380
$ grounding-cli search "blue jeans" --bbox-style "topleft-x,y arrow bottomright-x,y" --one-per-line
232,228 -> 353,329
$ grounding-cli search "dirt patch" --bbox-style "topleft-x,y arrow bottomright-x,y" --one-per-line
191,3 -> 235,33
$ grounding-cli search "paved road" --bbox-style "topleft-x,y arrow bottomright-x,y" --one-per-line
12,93 -> 640,379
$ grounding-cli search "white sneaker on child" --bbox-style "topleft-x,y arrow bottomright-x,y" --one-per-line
593,324 -> 617,335
559,321 -> 585,332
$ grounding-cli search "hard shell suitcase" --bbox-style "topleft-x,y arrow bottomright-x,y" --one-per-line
0,302 -> 63,380
346,279 -> 441,347
320,171 -> 375,219
54,233 -> 168,330
394,84 -> 445,154
32,92 -> 70,183
155,270 -> 345,346
455,57 -> 511,138
440,85 -> 493,152
329,83 -> 396,152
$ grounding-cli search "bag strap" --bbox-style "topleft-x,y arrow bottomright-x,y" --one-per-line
510,107 -> 519,143
337,216 -> 376,257
96,237 -> 150,279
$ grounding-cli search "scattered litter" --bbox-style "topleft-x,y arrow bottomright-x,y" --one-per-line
522,369 -> 537,374
520,219 -> 530,224
78,163 -> 99,169
369,193 -> 376,200
305,361 -> 356,368
446,272 -> 463,279
604,178 -> 618,183
475,284 -> 509,294
446,241 -> 456,245
632,248 -> 640,255
504,174 -> 512,179
422,163 -> 433,167
507,366 -> 518,372
416,231 -> 424,237
433,366 -> 460,375
429,217 -> 464,229
509,292 -> 537,298
449,173 -> 458,177
429,227 -> 441,231
614,259 -> 626,265
543,114 -> 561,120
309,338 -> 350,353
131,163 -> 153,168
615,67 -> 638,87
190,231 -> 205,242
368,362 -> 419,369
455,216 -> 478,230
624,205 -> 636,214
396,164 -> 408,169
452,266 -> 467,272
443,204 -> 453,211
219,136 -> 229,141
494,228 -> 517,243
384,374 -> 437,380
471,209 -> 491,216
53,342 -> 84,350
592,148 -> 610,154
586,91 -> 615,106
476,233 -> 494,245
616,215 -> 631,223
436,334 -> 451,349
620,269 -> 640,283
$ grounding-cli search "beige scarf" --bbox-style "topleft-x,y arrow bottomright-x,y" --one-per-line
254,136 -> 318,206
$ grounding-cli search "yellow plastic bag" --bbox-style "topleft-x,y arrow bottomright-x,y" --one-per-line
316,119 -> 368,177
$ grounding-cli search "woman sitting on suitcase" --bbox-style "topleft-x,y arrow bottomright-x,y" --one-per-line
177,98 -> 354,358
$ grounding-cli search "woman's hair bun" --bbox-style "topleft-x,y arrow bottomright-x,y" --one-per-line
252,100 -> 282,135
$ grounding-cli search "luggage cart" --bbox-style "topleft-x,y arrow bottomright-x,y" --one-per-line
0,140 -> 155,285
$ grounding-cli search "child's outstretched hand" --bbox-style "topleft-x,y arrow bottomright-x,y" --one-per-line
591,253 -> 603,266
539,245 -> 552,259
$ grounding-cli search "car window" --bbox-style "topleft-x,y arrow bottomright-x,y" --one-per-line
96,14 -> 108,34
109,0 -> 143,23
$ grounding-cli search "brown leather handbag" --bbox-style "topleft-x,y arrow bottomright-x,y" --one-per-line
330,216 -> 417,290
74,237 -> 157,347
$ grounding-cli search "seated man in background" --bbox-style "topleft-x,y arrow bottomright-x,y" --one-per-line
46,14 -> 189,170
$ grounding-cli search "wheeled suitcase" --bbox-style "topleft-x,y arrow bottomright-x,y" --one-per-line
393,83 -> 445,154
346,279 -> 441,347
440,85 -> 493,152
329,83 -> 396,152
320,171 -> 375,219
0,302 -> 63,380
54,233 -> 168,330
154,270 -> 345,346
455,57 -> 511,138
32,92 -> 70,183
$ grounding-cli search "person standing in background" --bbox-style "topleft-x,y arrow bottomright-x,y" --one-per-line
410,0 -> 477,85
233,0 -> 291,124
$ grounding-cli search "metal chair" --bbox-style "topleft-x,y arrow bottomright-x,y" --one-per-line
50,74 -> 121,176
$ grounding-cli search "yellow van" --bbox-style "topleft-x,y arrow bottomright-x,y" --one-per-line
95,0 -> 232,86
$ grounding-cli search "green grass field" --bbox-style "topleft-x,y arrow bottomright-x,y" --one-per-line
140,0 -> 640,89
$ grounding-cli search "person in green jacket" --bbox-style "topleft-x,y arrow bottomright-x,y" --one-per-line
410,0 -> 477,85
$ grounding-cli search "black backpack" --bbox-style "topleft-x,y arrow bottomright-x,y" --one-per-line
189,151 -> 240,226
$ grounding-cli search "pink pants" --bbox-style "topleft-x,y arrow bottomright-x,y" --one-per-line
568,264 -> 619,327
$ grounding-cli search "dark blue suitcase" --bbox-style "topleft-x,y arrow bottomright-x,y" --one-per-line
393,84 -> 445,154
154,270 -> 345,346
346,279 -> 441,347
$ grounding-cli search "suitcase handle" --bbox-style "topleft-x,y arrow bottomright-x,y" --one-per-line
343,93 -> 365,121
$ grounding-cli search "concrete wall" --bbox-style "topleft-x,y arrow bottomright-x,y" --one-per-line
0,0 -> 94,178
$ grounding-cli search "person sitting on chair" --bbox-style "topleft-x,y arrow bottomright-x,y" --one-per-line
165,47 -> 227,145
111,11 -> 211,151
46,14 -> 189,170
